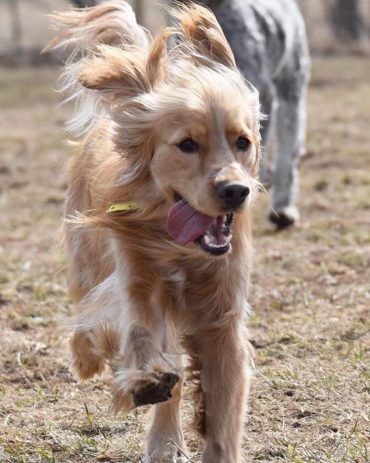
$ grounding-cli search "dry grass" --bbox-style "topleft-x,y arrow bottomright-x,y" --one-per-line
0,58 -> 369,462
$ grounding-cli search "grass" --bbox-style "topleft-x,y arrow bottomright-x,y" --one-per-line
0,58 -> 369,462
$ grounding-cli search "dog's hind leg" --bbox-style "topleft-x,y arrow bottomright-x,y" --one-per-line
70,330 -> 106,380
65,222 -> 116,380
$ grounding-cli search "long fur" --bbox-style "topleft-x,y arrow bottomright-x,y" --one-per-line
45,1 -> 149,135
48,2 -> 261,462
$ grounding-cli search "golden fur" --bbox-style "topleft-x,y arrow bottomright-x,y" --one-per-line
47,1 -> 261,461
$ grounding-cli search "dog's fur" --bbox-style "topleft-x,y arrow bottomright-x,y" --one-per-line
182,0 -> 310,228
47,2 -> 262,461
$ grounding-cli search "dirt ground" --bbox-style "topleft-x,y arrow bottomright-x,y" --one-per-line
0,57 -> 369,463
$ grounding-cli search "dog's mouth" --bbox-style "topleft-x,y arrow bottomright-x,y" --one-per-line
195,212 -> 233,255
166,195 -> 233,256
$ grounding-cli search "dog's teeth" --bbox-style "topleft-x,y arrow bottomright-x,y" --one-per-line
209,240 -> 229,249
202,231 -> 232,249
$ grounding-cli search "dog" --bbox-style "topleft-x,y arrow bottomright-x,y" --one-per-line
180,0 -> 310,228
46,1 -> 261,461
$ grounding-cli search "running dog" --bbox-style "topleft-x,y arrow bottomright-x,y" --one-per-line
47,2 -> 261,462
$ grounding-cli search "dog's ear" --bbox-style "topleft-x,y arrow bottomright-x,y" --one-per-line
79,26 -> 172,96
145,28 -> 172,84
174,3 -> 236,69
79,45 -> 150,99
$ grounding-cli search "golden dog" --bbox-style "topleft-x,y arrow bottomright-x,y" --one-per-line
47,1 -> 261,461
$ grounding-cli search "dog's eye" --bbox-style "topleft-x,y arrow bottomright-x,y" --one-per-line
236,136 -> 251,151
177,138 -> 200,154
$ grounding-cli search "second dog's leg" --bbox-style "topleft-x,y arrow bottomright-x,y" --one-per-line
269,50 -> 309,229
195,325 -> 251,463
269,93 -> 306,228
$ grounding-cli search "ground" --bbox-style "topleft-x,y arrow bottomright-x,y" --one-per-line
0,57 -> 369,463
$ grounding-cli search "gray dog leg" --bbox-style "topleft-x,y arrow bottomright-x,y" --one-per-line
269,50 -> 309,228
269,92 -> 307,228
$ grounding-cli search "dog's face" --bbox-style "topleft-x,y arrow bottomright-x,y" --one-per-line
148,67 -> 260,256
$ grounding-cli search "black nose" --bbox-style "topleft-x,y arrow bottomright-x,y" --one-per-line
216,181 -> 250,210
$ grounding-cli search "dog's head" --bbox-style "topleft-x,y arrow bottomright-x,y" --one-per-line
64,2 -> 261,256
148,59 -> 261,256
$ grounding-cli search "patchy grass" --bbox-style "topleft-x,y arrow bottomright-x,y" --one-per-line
0,58 -> 369,462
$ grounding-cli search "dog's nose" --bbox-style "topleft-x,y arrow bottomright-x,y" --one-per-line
216,181 -> 250,209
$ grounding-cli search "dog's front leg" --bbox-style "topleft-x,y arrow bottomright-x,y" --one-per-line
111,321 -> 180,413
196,323 -> 251,463
108,267 -> 180,416
110,320 -> 180,417
145,373 -> 185,463
113,285 -> 185,462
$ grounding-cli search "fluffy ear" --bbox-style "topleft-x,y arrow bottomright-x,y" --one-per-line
145,27 -> 173,84
173,3 -> 236,69
79,27 -> 172,97
79,45 -> 150,98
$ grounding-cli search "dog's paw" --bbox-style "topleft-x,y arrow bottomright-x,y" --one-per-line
269,206 -> 299,229
112,369 -> 179,413
70,331 -> 105,380
133,372 -> 179,407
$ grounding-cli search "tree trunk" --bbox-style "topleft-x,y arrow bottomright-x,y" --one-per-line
330,0 -> 365,42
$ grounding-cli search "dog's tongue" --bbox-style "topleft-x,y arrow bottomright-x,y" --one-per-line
166,200 -> 215,245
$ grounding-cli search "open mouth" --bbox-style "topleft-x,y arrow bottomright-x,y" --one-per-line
195,212 -> 233,255
166,195 -> 233,256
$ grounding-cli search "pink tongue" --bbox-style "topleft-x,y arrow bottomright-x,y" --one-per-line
166,200 -> 215,245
